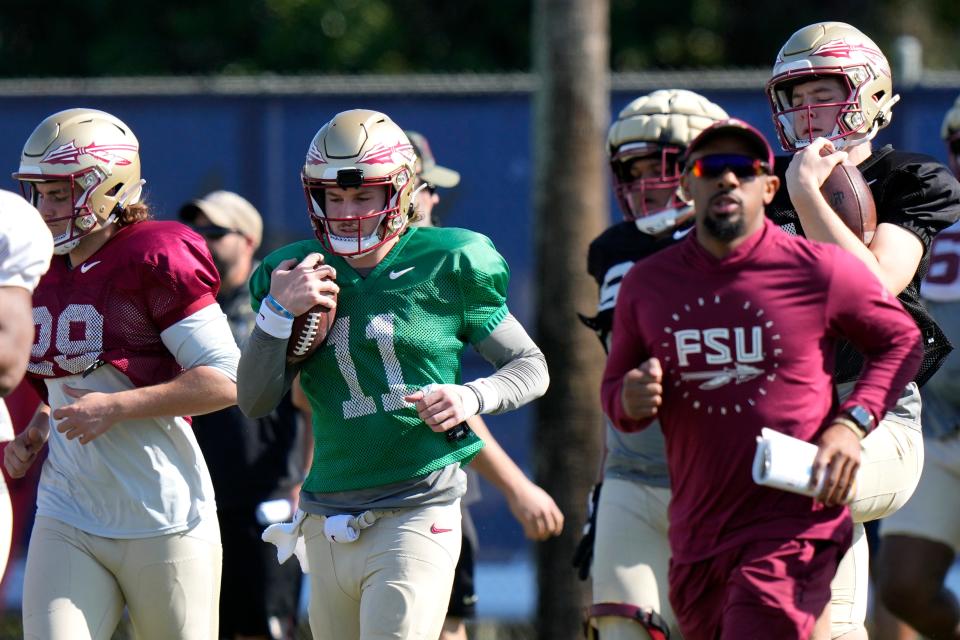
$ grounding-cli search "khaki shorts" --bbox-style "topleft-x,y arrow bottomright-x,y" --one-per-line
882,433 -> 960,548
591,477 -> 678,639
303,500 -> 462,640
848,418 -> 924,524
830,382 -> 924,639
22,515 -> 222,640
829,522 -> 870,639
0,474 -> 11,584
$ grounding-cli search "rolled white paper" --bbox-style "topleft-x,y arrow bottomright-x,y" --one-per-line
752,427 -> 857,502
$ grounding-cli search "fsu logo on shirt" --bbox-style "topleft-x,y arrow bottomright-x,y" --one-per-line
661,294 -> 783,415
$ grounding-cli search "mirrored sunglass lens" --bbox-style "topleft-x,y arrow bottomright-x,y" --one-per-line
694,155 -> 761,178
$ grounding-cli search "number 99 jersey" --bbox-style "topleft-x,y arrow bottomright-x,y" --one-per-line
250,226 -> 509,494
28,220 -> 220,388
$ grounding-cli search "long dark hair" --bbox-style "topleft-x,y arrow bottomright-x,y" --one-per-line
116,201 -> 152,226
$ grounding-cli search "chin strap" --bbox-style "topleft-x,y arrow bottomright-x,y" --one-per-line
116,178 -> 146,207
411,182 -> 429,198
834,126 -> 876,152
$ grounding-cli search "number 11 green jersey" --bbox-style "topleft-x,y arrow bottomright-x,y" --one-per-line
250,226 -> 509,493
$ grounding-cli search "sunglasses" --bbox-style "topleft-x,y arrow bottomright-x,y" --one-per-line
192,224 -> 240,240
689,154 -> 771,179
949,136 -> 960,156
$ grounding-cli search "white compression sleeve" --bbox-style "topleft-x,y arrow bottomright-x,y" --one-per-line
160,303 -> 241,382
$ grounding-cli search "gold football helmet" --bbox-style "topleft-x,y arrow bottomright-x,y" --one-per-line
607,89 -> 727,234
942,94 -> 960,179
302,109 -> 417,257
767,22 -> 900,152
13,108 -> 143,254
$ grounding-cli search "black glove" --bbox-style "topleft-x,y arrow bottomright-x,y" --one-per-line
572,482 -> 602,581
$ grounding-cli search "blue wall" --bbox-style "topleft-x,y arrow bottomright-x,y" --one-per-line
3,84 -> 957,556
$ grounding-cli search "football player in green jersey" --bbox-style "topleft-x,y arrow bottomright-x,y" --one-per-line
237,109 -> 549,640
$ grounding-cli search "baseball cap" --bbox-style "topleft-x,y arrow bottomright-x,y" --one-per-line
683,118 -> 775,170
178,190 -> 263,250
404,130 -> 461,188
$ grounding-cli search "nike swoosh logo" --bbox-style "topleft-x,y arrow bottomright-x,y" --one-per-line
389,266 -> 415,280
672,227 -> 693,240
430,523 -> 452,534
79,261 -> 102,273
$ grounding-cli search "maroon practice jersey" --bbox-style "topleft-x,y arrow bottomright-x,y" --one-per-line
602,218 -> 922,564
28,220 -> 220,392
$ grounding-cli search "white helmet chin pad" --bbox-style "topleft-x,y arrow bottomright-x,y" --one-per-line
634,205 -> 693,236
53,239 -> 78,255
327,228 -> 384,257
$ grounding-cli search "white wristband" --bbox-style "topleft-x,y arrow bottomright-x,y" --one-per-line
465,378 -> 501,415
256,302 -> 294,339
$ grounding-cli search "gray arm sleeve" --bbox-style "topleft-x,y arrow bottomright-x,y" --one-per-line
237,325 -> 301,418
471,312 -> 549,414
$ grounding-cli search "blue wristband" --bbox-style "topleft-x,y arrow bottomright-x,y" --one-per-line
264,294 -> 295,319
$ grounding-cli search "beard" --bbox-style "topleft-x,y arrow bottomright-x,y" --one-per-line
703,214 -> 745,241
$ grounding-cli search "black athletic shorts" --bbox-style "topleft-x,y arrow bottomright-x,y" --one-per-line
447,503 -> 479,619
218,506 -> 303,638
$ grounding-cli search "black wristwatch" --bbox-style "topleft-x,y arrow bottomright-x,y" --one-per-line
840,405 -> 875,437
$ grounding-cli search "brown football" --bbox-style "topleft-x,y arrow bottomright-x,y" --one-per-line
820,163 -> 878,245
286,291 -> 337,363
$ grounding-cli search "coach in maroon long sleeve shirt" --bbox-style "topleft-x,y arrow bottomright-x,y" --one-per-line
601,119 -> 922,640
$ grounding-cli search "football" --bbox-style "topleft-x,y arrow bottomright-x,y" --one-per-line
820,163 -> 878,245
286,292 -> 337,363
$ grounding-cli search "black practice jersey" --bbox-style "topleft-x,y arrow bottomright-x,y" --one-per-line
581,220 -> 689,349
766,144 -> 960,385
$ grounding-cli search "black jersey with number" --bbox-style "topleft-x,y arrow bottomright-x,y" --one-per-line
581,220 -> 688,350
766,144 -> 960,385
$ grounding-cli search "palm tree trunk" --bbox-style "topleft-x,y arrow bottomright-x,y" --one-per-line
531,0 -> 610,638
